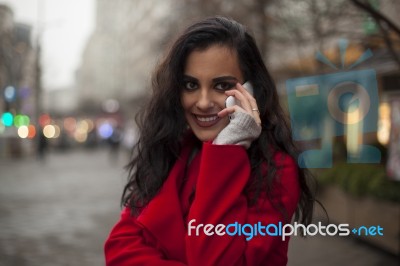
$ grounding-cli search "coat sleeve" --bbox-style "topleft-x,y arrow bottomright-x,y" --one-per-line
104,208 -> 186,266
185,142 -> 300,266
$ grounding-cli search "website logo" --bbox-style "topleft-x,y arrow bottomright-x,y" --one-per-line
285,39 -> 381,168
187,219 -> 384,241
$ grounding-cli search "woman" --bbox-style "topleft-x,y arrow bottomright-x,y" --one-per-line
105,16 -> 315,266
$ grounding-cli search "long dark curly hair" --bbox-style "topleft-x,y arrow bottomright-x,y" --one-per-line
122,16 -> 316,225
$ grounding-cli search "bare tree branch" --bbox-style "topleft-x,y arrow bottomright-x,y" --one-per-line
349,0 -> 400,70
377,19 -> 400,68
350,0 -> 400,36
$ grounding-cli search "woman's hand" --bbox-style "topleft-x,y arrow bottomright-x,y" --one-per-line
213,83 -> 262,148
218,83 -> 262,125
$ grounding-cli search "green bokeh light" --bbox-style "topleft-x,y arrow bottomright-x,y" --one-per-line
14,114 -> 30,127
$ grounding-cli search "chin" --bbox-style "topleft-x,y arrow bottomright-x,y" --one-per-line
191,130 -> 219,142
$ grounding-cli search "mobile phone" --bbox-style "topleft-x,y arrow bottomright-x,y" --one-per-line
225,81 -> 254,108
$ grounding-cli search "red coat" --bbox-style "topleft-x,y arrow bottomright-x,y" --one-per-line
104,138 -> 300,265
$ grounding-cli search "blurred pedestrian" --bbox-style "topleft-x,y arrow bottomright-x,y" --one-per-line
105,16 -> 316,265
37,129 -> 48,161
108,126 -> 122,163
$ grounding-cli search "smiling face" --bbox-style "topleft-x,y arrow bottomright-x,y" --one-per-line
181,45 -> 244,142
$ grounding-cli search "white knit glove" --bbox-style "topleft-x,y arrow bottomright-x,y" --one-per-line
213,111 -> 261,149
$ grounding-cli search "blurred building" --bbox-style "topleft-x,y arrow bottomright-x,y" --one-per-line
0,4 -> 39,158
76,0 -> 174,116
42,86 -> 79,116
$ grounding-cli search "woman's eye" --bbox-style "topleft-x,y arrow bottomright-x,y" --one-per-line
184,81 -> 198,91
215,82 -> 234,91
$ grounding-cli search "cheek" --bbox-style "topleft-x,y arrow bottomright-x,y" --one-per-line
180,93 -> 194,111
217,96 -> 227,108
180,94 -> 187,110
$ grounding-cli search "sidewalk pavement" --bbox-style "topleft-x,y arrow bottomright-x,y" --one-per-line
288,232 -> 398,266
0,148 -> 398,266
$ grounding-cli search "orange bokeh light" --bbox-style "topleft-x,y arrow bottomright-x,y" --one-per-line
28,125 -> 36,139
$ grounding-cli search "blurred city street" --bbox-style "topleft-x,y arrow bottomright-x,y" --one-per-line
0,148 -> 126,266
0,148 -> 398,266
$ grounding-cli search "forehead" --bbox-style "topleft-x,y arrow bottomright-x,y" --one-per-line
184,45 -> 242,79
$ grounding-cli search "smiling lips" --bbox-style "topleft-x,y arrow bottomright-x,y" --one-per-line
193,114 -> 220,127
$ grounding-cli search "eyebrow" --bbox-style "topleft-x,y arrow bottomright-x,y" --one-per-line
213,76 -> 239,83
183,75 -> 239,83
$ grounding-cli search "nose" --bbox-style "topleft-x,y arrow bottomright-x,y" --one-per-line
195,87 -> 215,110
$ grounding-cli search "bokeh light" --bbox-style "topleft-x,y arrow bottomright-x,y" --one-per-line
18,126 -> 29,138
74,130 -> 87,143
39,114 -> 51,127
78,120 -> 89,132
98,122 -> 113,139
19,87 -> 31,99
85,119 -> 95,132
2,112 -> 13,127
27,125 -> 36,139
53,125 -> 61,138
378,102 -> 390,145
43,125 -> 56,138
14,114 -> 30,127
4,85 -> 16,102
64,117 -> 77,132
102,99 -> 120,113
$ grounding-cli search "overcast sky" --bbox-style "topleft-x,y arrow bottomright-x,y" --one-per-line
0,0 -> 95,90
